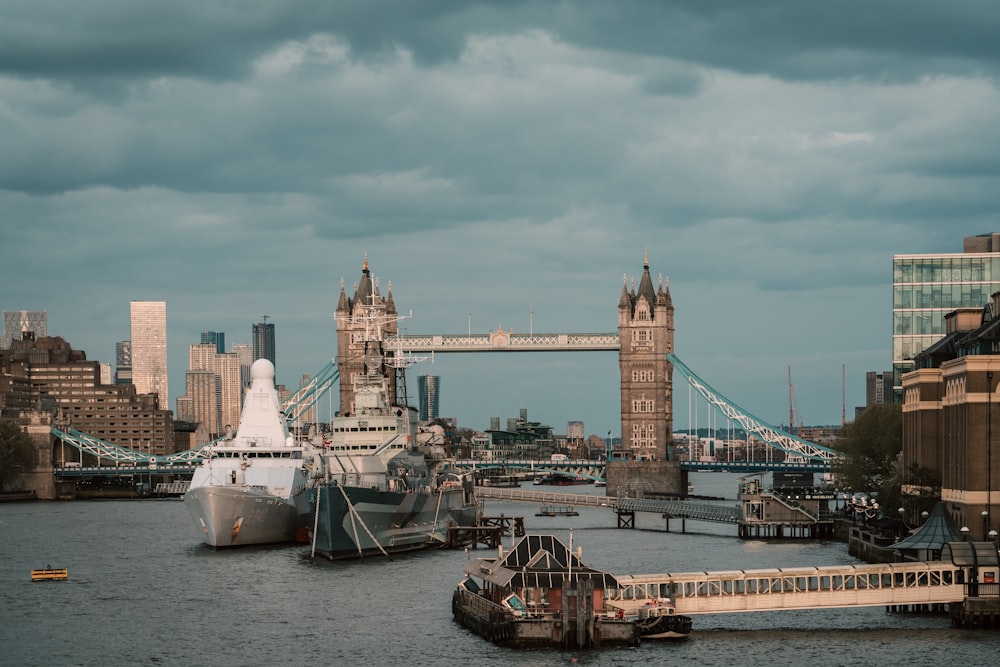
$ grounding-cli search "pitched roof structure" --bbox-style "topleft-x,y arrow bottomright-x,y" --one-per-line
465,534 -> 621,590
891,502 -> 966,553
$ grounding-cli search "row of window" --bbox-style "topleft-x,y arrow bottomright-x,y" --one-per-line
617,567 -> 959,600
893,284 -> 995,310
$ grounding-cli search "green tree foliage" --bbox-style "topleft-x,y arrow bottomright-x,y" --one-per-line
0,419 -> 36,488
833,403 -> 902,497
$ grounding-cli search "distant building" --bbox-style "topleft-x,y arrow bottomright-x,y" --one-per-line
176,342 -> 241,438
902,290 -> 1000,539
476,409 -> 555,460
115,340 -> 132,385
893,232 -> 1000,402
201,331 -> 226,354
130,301 -> 168,410
232,343 -> 253,390
252,319 -> 276,371
3,310 -> 47,349
418,375 -> 440,421
866,370 -> 893,407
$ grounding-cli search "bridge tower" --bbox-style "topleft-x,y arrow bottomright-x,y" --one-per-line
334,257 -> 399,416
618,252 -> 674,460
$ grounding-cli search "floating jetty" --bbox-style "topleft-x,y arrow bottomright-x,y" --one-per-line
453,534 -> 652,648
536,505 -> 579,517
31,567 -> 68,582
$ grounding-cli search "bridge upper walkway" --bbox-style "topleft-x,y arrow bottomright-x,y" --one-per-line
475,487 -> 740,524
610,560 -> 967,615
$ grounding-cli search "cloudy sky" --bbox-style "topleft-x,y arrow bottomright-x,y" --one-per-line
2,1 -> 999,436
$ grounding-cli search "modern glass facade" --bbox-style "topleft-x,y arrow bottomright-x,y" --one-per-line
3,310 -> 47,348
418,374 -> 440,422
892,253 -> 1000,396
252,321 -> 276,369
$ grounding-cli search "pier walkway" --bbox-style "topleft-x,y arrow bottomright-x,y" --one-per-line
475,487 -> 740,524
611,560 -> 968,615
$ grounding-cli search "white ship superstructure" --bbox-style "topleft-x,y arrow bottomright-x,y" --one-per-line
185,358 -> 309,547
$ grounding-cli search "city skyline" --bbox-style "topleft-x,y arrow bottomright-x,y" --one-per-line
3,2 -> 999,433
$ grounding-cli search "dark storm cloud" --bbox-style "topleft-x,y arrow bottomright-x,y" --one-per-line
2,0 -> 999,427
4,1 -> 999,85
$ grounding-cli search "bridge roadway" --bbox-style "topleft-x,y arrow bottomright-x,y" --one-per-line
475,487 -> 740,524
458,458 -> 831,475
609,560 -> 966,615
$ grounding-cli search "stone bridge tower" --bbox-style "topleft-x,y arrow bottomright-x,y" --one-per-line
618,253 -> 674,460
334,257 -> 399,416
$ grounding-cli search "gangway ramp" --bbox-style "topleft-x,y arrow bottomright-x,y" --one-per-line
475,487 -> 739,524
611,560 -> 965,615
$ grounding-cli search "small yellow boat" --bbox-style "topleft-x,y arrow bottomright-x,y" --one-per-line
31,566 -> 68,582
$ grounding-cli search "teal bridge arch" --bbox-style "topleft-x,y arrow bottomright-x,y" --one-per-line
50,353 -> 838,474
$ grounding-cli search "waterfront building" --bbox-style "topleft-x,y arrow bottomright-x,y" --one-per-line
476,409 -> 555,460
902,295 -> 1000,539
893,232 -> 1000,402
618,253 -> 674,461
418,374 -> 440,421
2,310 -> 47,349
252,318 -> 276,372
130,300 -> 168,410
1,334 -> 174,456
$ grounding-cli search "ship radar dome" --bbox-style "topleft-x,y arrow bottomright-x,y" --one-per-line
250,358 -> 275,381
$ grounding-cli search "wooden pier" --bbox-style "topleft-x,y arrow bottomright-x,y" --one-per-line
444,515 -> 524,550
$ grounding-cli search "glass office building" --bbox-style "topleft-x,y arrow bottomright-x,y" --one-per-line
893,236 -> 1000,399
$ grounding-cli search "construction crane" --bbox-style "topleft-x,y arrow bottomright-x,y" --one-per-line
788,365 -> 803,436
261,314 -> 271,323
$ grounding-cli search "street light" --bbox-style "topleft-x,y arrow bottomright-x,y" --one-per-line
983,510 -> 989,541
961,526 -> 970,541
989,529 -> 998,547
989,370 -> 994,537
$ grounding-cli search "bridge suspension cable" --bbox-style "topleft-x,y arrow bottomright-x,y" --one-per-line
282,360 -> 339,424
667,353 -> 841,464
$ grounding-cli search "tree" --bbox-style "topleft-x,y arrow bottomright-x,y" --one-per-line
833,403 -> 902,499
0,419 -> 36,489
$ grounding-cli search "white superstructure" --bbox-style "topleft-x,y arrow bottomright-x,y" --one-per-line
184,358 -> 309,547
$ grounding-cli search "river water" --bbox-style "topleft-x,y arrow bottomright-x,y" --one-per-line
2,472 -> 999,666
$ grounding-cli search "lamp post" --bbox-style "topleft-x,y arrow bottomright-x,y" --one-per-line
961,526 -> 970,541
989,529 -> 998,548
988,370 -> 994,539
983,510 -> 989,542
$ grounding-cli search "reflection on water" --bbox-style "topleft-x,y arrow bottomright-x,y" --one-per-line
2,473 -> 1000,666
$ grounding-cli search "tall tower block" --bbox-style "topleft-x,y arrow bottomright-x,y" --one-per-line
618,253 -> 674,461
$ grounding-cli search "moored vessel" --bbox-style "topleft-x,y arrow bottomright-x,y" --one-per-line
294,260 -> 476,559
184,359 -> 310,547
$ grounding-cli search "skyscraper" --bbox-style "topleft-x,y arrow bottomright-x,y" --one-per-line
253,318 -> 276,369
130,301 -> 168,410
3,310 -> 47,348
418,375 -> 440,421
200,331 -> 226,354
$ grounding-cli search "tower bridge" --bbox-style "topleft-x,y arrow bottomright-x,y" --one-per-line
47,254 -> 839,488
